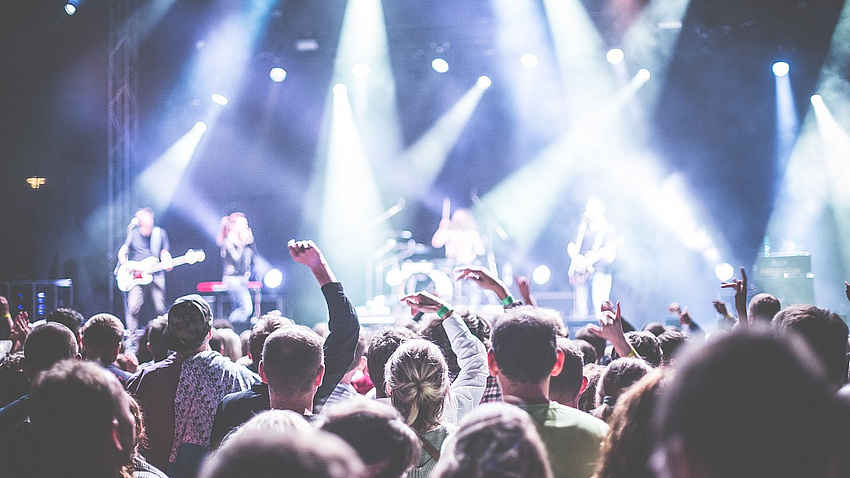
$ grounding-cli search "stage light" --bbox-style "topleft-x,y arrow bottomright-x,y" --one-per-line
211,93 -> 228,106
606,48 -> 624,65
64,3 -> 77,15
352,62 -> 371,78
637,69 -> 651,82
714,263 -> 734,282
532,265 -> 551,285
432,58 -> 449,73
811,94 -> 823,106
333,83 -> 347,95
269,67 -> 287,83
477,76 -> 492,88
194,121 -> 207,132
520,54 -> 539,69
386,268 -> 404,287
26,177 -> 46,189
263,268 -> 283,289
772,61 -> 790,77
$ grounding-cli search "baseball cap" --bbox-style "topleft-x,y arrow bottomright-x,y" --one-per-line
162,295 -> 213,352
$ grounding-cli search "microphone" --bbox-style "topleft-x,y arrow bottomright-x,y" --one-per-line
128,217 -> 139,231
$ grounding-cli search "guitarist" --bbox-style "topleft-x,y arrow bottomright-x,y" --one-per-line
118,207 -> 172,333
568,197 -> 618,319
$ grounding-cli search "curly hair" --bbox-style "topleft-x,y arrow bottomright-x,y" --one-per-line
385,339 -> 449,432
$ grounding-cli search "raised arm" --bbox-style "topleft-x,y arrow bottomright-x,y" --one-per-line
721,267 -> 748,329
455,265 -> 523,309
587,302 -> 637,358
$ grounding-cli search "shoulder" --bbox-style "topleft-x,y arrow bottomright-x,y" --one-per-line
520,402 -> 609,434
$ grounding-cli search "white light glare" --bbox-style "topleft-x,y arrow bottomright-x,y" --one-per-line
432,58 -> 449,73
520,54 -> 539,69
269,67 -> 287,83
477,76 -> 492,89
811,94 -> 823,106
715,263 -> 734,282
193,122 -> 208,133
333,83 -> 347,95
606,48 -> 624,65
352,63 -> 371,78
532,265 -> 551,285
263,268 -> 283,289
637,69 -> 651,82
211,94 -> 228,106
772,61 -> 790,77
386,268 -> 404,287
64,3 -> 77,15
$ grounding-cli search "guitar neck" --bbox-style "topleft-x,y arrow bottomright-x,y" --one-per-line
147,255 -> 192,274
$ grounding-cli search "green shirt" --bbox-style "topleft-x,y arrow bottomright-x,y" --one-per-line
517,401 -> 609,478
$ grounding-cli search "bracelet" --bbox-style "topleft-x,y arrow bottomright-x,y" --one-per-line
500,295 -> 515,307
436,306 -> 451,319
626,346 -> 639,359
2,313 -> 10,320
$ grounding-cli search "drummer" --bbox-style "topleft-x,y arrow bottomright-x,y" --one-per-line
430,201 -> 485,267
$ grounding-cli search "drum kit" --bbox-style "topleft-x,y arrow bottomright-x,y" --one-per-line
369,230 -> 456,306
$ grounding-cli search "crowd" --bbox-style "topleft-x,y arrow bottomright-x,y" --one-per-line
2,243 -> 850,478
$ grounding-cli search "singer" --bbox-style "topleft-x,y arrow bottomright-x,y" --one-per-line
117,207 -> 172,333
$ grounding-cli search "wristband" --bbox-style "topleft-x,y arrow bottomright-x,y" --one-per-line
626,346 -> 639,359
500,295 -> 515,307
2,313 -> 10,320
436,306 -> 451,319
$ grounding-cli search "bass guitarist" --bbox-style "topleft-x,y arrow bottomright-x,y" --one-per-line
567,197 -> 619,319
118,207 -> 172,333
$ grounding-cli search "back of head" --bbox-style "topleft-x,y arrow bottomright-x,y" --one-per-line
611,331 -> 663,367
384,339 -> 449,432
262,325 -> 324,396
420,309 -> 491,379
549,338 -> 585,405
199,426 -> 366,478
146,316 -> 169,362
657,330 -> 688,365
748,293 -> 780,324
578,363 -> 604,413
772,304 -> 849,387
572,339 -> 598,365
163,295 -> 213,354
217,327 -> 243,362
25,322 -> 79,376
319,400 -> 420,478
655,329 -> 845,478
82,313 -> 124,360
575,325 -> 606,363
367,326 -> 420,399
594,358 -> 651,422
46,307 -> 85,339
432,402 -> 553,478
220,410 -> 311,448
250,314 -> 294,371
491,308 -> 558,384
642,322 -> 666,337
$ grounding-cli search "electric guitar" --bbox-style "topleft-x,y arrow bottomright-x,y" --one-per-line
116,249 -> 206,292
568,237 -> 623,285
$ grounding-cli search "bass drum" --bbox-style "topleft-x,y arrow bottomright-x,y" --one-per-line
399,260 -> 453,302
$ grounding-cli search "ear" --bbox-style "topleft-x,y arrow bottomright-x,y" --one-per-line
356,355 -> 368,371
385,382 -> 392,397
110,419 -> 125,453
259,360 -> 268,384
579,375 -> 588,396
314,365 -> 325,387
550,349 -> 565,377
487,349 -> 500,377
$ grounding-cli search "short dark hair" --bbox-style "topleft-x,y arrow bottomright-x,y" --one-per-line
46,308 -> 85,338
575,325 -> 606,363
250,314 -> 294,370
420,309 -> 491,378
146,315 -> 169,362
367,327 -> 420,399
262,326 -> 324,396
772,304 -> 849,387
319,400 -> 420,478
611,331 -> 662,367
82,313 -> 124,354
25,322 -> 79,375
657,330 -> 688,365
491,307 -> 558,384
656,329 -> 845,478
572,339 -> 598,365
549,338 -> 585,404
642,322 -> 666,337
748,293 -> 780,323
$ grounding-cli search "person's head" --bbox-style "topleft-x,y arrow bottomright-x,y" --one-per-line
572,338 -> 598,365
25,322 -> 80,377
319,400 -> 420,478
45,307 -> 85,342
450,208 -> 476,229
772,304 -> 849,387
595,369 -> 667,478
29,360 -> 136,477
162,294 -> 213,354
146,315 -> 169,362
748,293 -> 780,324
249,313 -> 295,371
384,339 -> 449,432
489,307 -> 563,386
593,357 -> 651,423
135,207 -> 154,229
578,363 -> 604,413
216,326 -> 243,362
220,410 -> 311,449
575,325 -> 606,363
549,338 -> 586,407
420,309 -> 491,379
199,426 -> 366,478
657,330 -> 688,366
642,322 -> 666,337
432,402 -> 554,478
260,326 -> 324,402
367,326 -> 420,399
653,329 -> 847,478
611,331 -> 663,367
82,313 -> 125,364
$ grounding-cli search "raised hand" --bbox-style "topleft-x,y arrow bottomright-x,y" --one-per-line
455,266 -> 510,301
587,302 -> 632,357
9,311 -> 30,351
289,239 -> 335,285
720,267 -> 748,327
712,299 -> 732,318
515,274 -> 536,307
401,290 -> 452,318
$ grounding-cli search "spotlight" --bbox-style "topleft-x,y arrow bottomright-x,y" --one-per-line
64,3 -> 77,15
606,48 -> 624,65
193,122 -> 208,133
811,94 -> 823,105
263,268 -> 283,289
714,263 -> 734,282
520,53 -> 539,69
269,67 -> 287,83
26,177 -> 47,189
637,69 -> 651,82
477,76 -> 492,89
211,93 -> 228,106
386,268 -> 404,287
772,61 -> 789,77
431,58 -> 449,73
352,63 -> 371,78
532,265 -> 551,285
333,83 -> 347,95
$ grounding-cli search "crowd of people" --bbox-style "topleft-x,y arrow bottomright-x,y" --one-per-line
2,242 -> 850,478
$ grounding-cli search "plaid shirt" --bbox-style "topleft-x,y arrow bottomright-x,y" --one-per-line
480,375 -> 502,403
